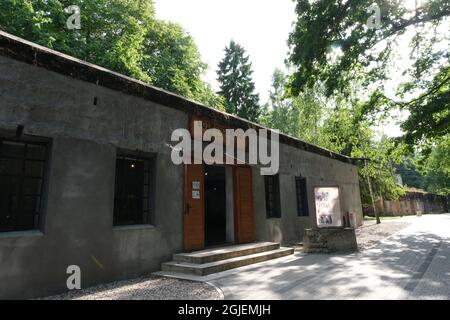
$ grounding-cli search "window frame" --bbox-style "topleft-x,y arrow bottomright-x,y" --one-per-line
0,133 -> 51,233
295,176 -> 309,217
113,149 -> 156,227
264,174 -> 281,219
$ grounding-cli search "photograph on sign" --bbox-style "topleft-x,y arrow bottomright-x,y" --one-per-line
314,187 -> 342,228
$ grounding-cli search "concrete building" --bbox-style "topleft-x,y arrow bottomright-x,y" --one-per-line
0,31 -> 363,299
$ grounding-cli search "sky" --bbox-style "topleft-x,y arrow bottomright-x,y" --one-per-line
153,0 -> 297,104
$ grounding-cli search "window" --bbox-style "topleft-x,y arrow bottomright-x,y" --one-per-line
113,152 -> 154,226
0,138 -> 48,232
295,177 -> 309,217
265,175 -> 281,218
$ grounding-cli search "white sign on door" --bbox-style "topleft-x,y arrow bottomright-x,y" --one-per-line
314,187 -> 342,228
192,181 -> 200,190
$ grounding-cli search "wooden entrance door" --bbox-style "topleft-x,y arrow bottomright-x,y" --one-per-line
233,166 -> 255,244
183,164 -> 205,252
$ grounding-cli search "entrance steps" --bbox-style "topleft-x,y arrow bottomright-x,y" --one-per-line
161,242 -> 294,276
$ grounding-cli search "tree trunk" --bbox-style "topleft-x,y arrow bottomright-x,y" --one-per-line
365,159 -> 380,224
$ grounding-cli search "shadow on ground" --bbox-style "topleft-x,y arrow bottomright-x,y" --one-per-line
213,217 -> 450,300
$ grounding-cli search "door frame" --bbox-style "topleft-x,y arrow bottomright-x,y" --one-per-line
183,162 -> 255,251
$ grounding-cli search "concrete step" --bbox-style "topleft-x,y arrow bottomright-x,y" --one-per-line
173,242 -> 280,264
162,247 -> 294,276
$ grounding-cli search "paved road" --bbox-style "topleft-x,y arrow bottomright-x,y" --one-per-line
210,214 -> 450,300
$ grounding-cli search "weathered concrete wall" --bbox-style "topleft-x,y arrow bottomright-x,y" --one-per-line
366,192 -> 450,217
252,143 -> 363,246
303,228 -> 358,253
0,56 -> 186,299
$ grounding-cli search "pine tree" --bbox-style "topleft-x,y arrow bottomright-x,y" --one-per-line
217,40 -> 261,122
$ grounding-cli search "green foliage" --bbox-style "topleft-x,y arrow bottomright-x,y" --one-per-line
0,0 -> 224,109
288,0 -> 450,145
141,20 -> 224,109
400,66 -> 450,146
319,100 -> 404,203
260,69 -> 326,146
284,0 -> 449,202
418,136 -> 450,195
396,159 -> 427,190
262,68 -> 405,204
355,137 -> 405,204
394,139 -> 450,196
217,41 -> 261,121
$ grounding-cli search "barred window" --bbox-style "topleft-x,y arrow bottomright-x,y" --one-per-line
113,152 -> 155,226
0,138 -> 48,232
265,175 -> 281,218
295,177 -> 309,217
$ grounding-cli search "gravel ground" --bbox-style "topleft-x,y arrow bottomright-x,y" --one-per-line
356,218 -> 412,251
42,275 -> 221,300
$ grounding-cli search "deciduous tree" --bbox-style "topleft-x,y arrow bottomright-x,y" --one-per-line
0,0 -> 224,109
287,0 -> 450,145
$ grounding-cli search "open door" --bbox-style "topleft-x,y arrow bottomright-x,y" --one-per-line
183,164 -> 205,252
233,166 -> 255,244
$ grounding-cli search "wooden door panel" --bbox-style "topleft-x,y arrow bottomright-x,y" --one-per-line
233,166 -> 255,244
184,164 -> 205,252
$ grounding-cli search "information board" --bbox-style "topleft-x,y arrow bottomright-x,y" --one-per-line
314,187 -> 343,228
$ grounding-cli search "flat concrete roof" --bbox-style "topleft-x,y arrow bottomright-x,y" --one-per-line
0,30 -> 355,165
